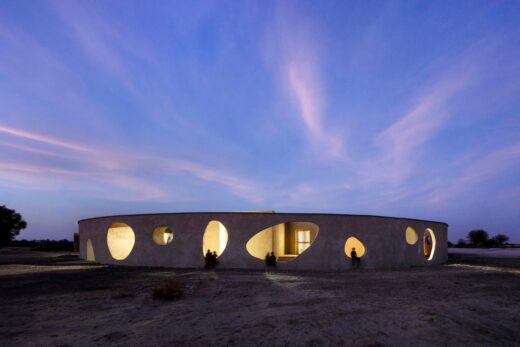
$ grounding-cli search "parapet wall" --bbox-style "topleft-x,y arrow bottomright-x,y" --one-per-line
78,212 -> 448,270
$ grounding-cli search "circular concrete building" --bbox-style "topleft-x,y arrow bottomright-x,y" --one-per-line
79,212 -> 448,270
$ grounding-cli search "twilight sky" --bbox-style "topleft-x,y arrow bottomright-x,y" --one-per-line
1,1 -> 519,243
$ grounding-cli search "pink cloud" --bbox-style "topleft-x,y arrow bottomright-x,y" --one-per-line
0,125 -> 92,152
264,3 -> 344,160
286,59 -> 343,158
0,124 -> 265,203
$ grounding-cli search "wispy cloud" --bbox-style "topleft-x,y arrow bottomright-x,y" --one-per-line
426,143 -> 520,204
51,1 -> 135,90
0,125 -> 264,203
0,125 -> 92,152
357,51 -> 480,186
286,59 -> 343,158
164,159 -> 263,200
265,3 -> 344,159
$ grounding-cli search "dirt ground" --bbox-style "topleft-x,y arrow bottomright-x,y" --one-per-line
0,248 -> 519,346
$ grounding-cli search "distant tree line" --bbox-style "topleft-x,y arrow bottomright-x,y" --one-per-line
9,239 -> 74,252
1,205 -> 74,251
450,229 -> 510,248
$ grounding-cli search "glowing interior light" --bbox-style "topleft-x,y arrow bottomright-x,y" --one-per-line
106,222 -> 136,260
86,238 -> 95,261
153,226 -> 174,245
344,236 -> 366,258
246,222 -> 319,262
405,227 -> 418,245
202,220 -> 228,256
423,228 -> 436,261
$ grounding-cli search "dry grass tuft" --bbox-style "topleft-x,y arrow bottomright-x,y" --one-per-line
152,279 -> 184,301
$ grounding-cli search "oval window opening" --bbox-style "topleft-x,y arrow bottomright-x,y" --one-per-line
344,236 -> 366,258
423,228 -> 436,261
153,226 -> 174,245
86,239 -> 95,261
405,227 -> 418,245
202,220 -> 228,257
107,222 -> 136,260
246,222 -> 319,262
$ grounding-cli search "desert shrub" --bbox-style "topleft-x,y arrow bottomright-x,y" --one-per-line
468,230 -> 489,247
455,239 -> 467,248
493,234 -> 509,246
152,279 -> 184,301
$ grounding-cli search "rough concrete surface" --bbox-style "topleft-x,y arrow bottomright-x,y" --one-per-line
80,212 -> 448,270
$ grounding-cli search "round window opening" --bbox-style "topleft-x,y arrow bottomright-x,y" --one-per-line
153,226 -> 174,245
423,228 -> 436,261
246,222 -> 319,262
106,222 -> 136,261
405,227 -> 418,245
344,236 -> 366,258
202,220 -> 229,257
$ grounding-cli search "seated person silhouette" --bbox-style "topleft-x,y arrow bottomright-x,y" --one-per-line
212,251 -> 219,267
351,247 -> 361,268
204,249 -> 212,269
268,252 -> 277,267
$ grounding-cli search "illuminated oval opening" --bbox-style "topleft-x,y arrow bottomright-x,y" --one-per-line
202,220 -> 228,257
405,227 -> 418,245
86,239 -> 95,261
153,226 -> 174,245
246,222 -> 319,262
423,228 -> 436,261
107,222 -> 135,260
344,236 -> 366,258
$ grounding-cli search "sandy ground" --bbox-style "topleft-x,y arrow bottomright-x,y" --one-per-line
0,248 -> 519,346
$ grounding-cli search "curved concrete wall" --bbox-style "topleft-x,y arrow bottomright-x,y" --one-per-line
78,212 -> 448,270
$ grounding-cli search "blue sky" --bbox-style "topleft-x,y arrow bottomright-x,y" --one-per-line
1,1 -> 519,243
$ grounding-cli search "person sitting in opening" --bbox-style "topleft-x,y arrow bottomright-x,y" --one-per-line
351,247 -> 361,268
212,251 -> 219,267
266,252 -> 277,267
204,249 -> 212,269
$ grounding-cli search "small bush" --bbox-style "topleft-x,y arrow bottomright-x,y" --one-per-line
152,279 -> 184,301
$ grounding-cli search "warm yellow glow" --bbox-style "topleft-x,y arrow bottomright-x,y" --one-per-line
202,220 -> 228,256
246,225 -> 274,260
86,239 -> 95,261
297,230 -> 311,254
246,222 -> 319,261
344,236 -> 366,258
423,228 -> 436,261
152,226 -> 174,245
405,227 -> 418,245
106,222 -> 136,260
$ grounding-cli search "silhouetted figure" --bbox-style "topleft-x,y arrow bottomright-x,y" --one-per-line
212,251 -> 219,267
351,247 -> 360,268
265,252 -> 271,266
268,252 -> 277,267
204,249 -> 212,269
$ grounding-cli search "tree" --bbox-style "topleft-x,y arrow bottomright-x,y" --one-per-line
493,234 -> 509,246
467,229 -> 489,247
456,239 -> 467,248
0,205 -> 27,247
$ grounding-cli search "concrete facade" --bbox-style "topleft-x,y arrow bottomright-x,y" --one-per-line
79,212 -> 448,270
